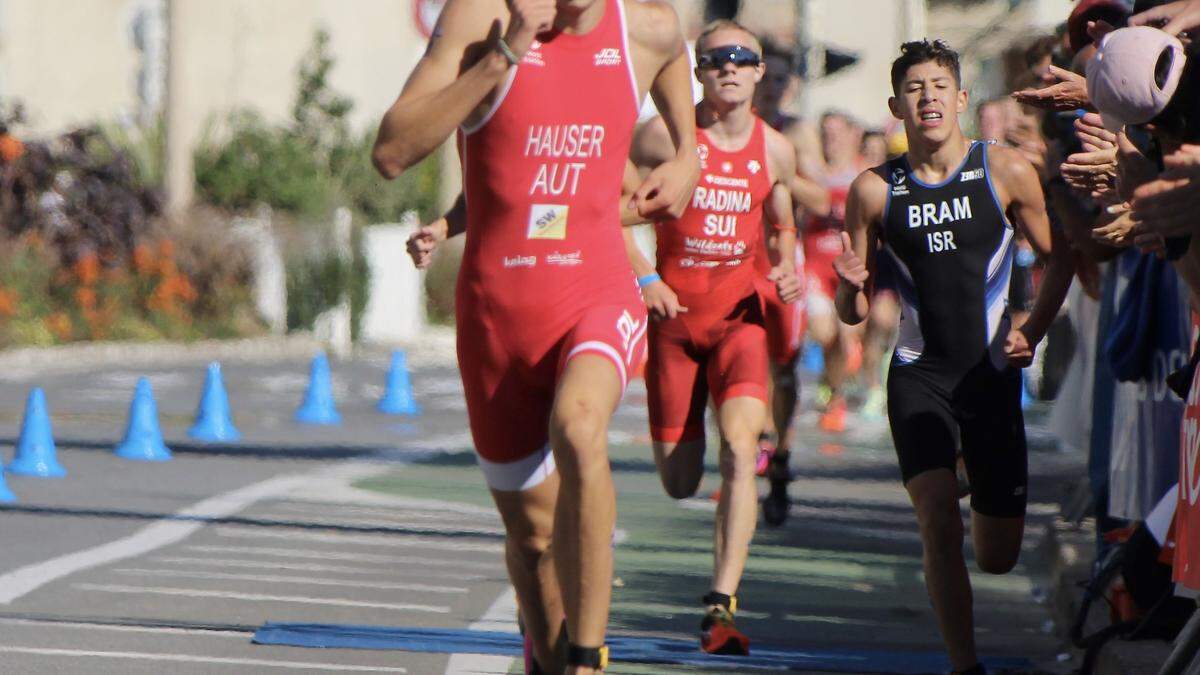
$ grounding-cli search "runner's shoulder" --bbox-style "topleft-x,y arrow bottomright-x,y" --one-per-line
981,141 -> 1038,202
624,1 -> 684,55
761,123 -> 797,179
847,166 -> 889,217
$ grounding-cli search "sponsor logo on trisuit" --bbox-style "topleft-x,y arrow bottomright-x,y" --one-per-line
959,168 -> 984,182
594,47 -> 621,66
546,250 -> 583,266
528,204 -> 569,240
503,255 -> 536,268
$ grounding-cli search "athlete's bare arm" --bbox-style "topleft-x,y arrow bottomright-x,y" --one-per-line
779,117 -> 831,217
624,1 -> 699,219
625,131 -> 686,319
833,170 -> 889,325
372,0 -> 552,178
764,126 -> 803,303
987,145 -> 1075,363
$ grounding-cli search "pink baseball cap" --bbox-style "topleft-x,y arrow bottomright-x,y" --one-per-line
1086,26 -> 1187,131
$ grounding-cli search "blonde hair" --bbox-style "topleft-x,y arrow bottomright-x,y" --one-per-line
694,19 -> 763,61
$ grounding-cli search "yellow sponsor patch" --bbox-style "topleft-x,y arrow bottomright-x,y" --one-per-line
528,204 -> 569,240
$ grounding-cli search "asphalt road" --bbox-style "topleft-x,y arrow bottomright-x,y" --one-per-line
0,349 -> 1083,674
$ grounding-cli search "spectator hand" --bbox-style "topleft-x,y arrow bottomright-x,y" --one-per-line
1075,112 -> 1117,152
1091,207 -> 1137,247
1116,131 -> 1159,202
1130,0 -> 1200,35
1129,144 -> 1200,238
1012,66 -> 1091,112
1062,148 -> 1117,195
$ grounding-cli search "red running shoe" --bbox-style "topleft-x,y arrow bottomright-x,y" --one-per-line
700,605 -> 750,655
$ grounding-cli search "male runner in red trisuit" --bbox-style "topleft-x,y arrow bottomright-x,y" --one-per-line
752,39 -> 831,525
623,19 -> 802,655
834,40 -> 1072,674
374,1 -> 699,672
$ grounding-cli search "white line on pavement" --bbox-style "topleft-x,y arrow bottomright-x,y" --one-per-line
247,513 -> 506,536
0,616 -> 248,638
184,545 -> 499,569
0,474 -> 312,604
444,588 -> 519,675
212,527 -> 505,553
111,568 -> 468,594
73,583 -> 451,614
150,556 -> 488,581
272,498 -> 499,519
0,646 -> 406,672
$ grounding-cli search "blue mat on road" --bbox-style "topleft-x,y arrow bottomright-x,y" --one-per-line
252,623 -> 1031,673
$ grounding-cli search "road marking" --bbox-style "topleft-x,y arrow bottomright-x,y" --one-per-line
213,527 -> 505,553
73,584 -> 450,614
184,545 -> 498,569
444,588 -> 518,675
0,646 -> 405,672
0,616 -> 248,638
0,474 -> 311,604
111,568 -> 468,594
273,498 -> 498,519
247,513 -> 506,536
150,556 -> 488,581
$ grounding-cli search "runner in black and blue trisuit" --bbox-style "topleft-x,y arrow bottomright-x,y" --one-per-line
832,40 -> 1074,675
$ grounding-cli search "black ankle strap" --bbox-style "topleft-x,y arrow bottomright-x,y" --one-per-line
566,643 -> 608,669
702,591 -> 736,613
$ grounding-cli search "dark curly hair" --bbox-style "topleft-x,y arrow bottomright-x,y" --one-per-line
890,39 -> 961,94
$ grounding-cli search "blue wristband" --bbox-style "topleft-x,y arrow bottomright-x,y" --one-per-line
637,273 -> 662,288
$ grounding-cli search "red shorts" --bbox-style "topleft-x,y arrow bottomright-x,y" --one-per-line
803,229 -> 842,305
646,294 -> 768,443
457,300 -> 648,490
754,245 -> 807,365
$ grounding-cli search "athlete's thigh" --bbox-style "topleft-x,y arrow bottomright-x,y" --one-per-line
490,470 -> 561,543
646,318 -> 708,446
887,365 -> 958,485
957,364 -> 1029,520
458,315 -> 557,485
707,304 -> 770,409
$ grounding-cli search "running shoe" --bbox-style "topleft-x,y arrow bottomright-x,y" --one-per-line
814,383 -> 833,409
762,454 -> 790,526
818,396 -> 847,433
861,386 -> 886,420
754,433 -> 776,476
700,605 -> 750,655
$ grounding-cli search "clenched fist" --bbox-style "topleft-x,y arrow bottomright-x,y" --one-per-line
504,0 -> 556,60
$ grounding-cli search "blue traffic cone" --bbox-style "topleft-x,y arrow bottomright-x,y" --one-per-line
188,362 -> 241,442
296,353 -> 341,425
9,388 -> 65,477
378,351 -> 421,416
114,377 -> 173,461
0,469 -> 15,502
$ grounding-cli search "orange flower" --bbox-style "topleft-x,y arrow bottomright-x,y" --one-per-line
0,288 -> 17,318
132,244 -> 155,276
74,287 -> 96,310
73,252 -> 100,286
158,239 -> 175,261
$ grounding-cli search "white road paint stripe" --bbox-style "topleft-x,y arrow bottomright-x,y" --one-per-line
262,507 -> 495,526
445,588 -> 519,675
74,583 -> 451,614
213,526 -> 505,553
0,616 -> 249,638
150,556 -> 488,581
0,474 -> 312,604
111,568 -> 468,594
273,498 -> 498,519
248,513 -> 506,536
185,545 -> 499,570
0,645 -> 405,672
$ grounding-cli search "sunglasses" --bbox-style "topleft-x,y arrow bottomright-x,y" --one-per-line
697,44 -> 761,70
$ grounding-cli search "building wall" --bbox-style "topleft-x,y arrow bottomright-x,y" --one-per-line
0,0 -> 424,137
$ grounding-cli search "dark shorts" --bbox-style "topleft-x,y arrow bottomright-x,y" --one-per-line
887,357 -> 1028,518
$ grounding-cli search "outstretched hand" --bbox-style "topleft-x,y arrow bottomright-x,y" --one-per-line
1004,328 -> 1035,368
832,231 -> 868,291
1011,65 -> 1090,112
